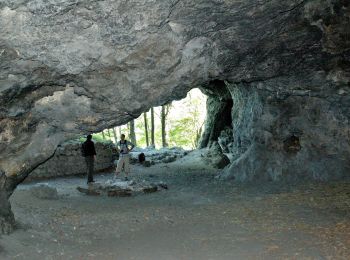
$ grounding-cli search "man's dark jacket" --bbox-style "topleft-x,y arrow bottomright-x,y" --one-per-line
82,140 -> 96,157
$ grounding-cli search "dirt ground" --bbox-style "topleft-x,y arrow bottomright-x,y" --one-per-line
1,150 -> 350,259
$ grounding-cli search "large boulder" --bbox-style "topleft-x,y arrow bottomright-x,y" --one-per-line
203,142 -> 230,169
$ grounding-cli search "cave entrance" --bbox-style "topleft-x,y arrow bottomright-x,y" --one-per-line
25,88 -> 212,182
90,80 -> 235,158
3,80 -> 237,251
199,80 -> 233,150
84,80 -> 234,158
24,84 -> 235,183
93,88 -> 208,150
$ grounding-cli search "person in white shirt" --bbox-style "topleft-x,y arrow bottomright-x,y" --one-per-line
115,134 -> 135,180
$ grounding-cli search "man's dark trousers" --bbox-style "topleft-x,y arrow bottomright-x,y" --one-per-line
85,156 -> 94,183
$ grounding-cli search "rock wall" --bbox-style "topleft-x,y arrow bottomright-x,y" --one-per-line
27,141 -> 117,181
199,80 -> 233,149
206,81 -> 350,181
0,0 -> 348,180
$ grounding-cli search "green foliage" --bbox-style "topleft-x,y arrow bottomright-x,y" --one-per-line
78,133 -> 111,143
93,88 -> 206,149
168,117 -> 194,147
168,89 -> 205,149
92,133 -> 108,142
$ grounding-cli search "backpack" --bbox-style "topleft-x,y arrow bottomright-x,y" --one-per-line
138,153 -> 145,163
119,140 -> 128,154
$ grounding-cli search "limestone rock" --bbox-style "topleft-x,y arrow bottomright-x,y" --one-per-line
162,155 -> 177,163
218,128 -> 234,154
212,154 -> 230,169
30,184 -> 59,200
77,179 -> 167,197
142,161 -> 151,167
203,142 -> 230,169
1,0 -> 348,183
220,83 -> 350,182
199,81 -> 233,148
76,186 -> 101,196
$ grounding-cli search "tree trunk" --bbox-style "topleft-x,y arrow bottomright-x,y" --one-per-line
0,172 -> 15,234
119,126 -> 122,137
144,112 -> 149,147
101,130 -> 105,140
195,124 -> 203,148
151,107 -> 155,146
112,127 -> 118,143
129,120 -> 137,146
161,105 -> 167,147
107,129 -> 111,140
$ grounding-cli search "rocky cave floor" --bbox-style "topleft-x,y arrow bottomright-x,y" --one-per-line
1,151 -> 350,259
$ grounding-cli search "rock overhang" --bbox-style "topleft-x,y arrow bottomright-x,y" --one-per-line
0,0 -> 349,176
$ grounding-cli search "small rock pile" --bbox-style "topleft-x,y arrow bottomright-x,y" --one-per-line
77,179 -> 168,197
127,146 -> 189,167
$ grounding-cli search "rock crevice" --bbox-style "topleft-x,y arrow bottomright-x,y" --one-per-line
208,81 -> 350,182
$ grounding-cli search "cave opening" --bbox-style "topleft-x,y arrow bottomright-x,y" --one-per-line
22,84 -> 237,182
90,88 -> 209,150
24,87 -> 215,181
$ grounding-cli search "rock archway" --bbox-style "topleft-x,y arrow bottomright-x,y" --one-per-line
1,0 -> 349,233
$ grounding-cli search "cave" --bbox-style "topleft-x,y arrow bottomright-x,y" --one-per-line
0,0 -> 350,258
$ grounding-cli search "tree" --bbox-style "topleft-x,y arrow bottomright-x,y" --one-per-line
101,130 -> 105,140
144,112 -> 149,147
107,88 -> 206,149
151,107 -> 155,146
129,120 -> 137,146
112,127 -> 117,143
161,103 -> 171,147
168,117 -> 204,149
107,128 -> 111,140
167,89 -> 206,149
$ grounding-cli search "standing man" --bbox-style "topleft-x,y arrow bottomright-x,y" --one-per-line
82,134 -> 96,184
115,134 -> 134,181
